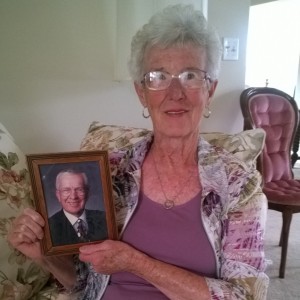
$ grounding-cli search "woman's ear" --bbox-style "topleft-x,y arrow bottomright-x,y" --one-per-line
134,82 -> 147,107
208,80 -> 218,99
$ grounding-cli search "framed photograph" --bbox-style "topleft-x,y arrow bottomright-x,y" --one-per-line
26,151 -> 118,256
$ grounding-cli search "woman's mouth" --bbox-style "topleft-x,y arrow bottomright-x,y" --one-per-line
165,109 -> 187,115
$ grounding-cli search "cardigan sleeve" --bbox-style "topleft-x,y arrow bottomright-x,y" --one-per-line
205,169 -> 269,299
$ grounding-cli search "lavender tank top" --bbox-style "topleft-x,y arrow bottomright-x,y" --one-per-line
102,192 -> 216,299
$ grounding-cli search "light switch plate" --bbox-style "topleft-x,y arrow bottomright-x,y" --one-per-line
222,38 -> 239,61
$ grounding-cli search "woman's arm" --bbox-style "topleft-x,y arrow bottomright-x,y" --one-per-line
206,188 -> 269,299
79,170 -> 269,300
204,167 -> 269,300
7,207 -> 77,290
79,240 -> 211,300
34,255 -> 77,290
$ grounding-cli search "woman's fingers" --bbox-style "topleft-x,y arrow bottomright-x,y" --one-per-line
11,222 -> 40,244
7,208 -> 45,260
23,207 -> 45,227
79,241 -> 137,274
8,208 -> 45,246
79,242 -> 108,254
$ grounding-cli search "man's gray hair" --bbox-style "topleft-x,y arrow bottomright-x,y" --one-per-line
55,169 -> 88,190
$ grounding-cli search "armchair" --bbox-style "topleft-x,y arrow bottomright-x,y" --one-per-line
240,87 -> 300,278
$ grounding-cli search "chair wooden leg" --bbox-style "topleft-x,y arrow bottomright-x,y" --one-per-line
279,225 -> 283,247
279,211 -> 293,278
291,153 -> 298,168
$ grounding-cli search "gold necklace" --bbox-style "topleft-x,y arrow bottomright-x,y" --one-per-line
151,151 -> 195,209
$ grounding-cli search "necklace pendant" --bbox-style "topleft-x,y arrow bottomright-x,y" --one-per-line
163,199 -> 175,209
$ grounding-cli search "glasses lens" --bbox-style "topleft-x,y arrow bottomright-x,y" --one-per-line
144,71 -> 170,90
180,70 -> 207,89
60,187 -> 85,196
143,69 -> 210,90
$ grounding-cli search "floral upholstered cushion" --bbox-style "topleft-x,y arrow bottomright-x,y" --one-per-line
80,122 -> 265,168
80,123 -> 150,152
0,123 -> 58,299
200,130 -> 265,168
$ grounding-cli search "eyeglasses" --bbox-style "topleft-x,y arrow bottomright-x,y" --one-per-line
142,69 -> 211,91
58,187 -> 86,197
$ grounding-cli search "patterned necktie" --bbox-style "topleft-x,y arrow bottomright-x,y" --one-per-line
76,218 -> 87,240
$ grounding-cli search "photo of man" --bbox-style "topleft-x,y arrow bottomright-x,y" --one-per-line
45,167 -> 108,246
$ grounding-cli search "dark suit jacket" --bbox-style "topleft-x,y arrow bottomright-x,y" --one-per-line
48,209 -> 108,246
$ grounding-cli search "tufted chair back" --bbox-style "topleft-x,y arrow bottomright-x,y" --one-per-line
241,87 -> 298,183
240,87 -> 300,278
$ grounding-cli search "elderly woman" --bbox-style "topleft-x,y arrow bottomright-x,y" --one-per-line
8,4 -> 269,300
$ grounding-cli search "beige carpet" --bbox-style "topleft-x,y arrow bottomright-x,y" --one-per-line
265,166 -> 300,300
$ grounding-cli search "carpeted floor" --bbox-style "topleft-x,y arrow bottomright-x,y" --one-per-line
265,210 -> 300,299
265,165 -> 300,300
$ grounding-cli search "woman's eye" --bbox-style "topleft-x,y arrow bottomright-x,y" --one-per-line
157,72 -> 167,80
185,72 -> 196,80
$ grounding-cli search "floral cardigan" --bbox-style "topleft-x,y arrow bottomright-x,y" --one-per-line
74,134 -> 269,300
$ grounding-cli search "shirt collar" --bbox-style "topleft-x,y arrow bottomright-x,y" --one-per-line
63,209 -> 87,226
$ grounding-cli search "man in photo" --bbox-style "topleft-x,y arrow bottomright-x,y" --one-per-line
48,169 -> 108,246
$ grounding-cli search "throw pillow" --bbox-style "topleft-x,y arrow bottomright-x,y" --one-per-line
80,122 -> 265,168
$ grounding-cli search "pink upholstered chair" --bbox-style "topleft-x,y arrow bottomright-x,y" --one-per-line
240,87 -> 300,278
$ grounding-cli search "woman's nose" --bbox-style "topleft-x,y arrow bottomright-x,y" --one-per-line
168,78 -> 184,100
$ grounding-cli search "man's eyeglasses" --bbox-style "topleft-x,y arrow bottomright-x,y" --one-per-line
142,69 -> 211,91
58,187 -> 86,197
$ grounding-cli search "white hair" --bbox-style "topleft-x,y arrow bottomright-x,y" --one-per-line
55,169 -> 88,190
128,4 -> 222,82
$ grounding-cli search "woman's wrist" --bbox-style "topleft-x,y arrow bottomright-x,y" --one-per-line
33,255 -> 77,289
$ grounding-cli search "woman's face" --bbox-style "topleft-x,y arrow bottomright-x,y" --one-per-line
135,45 -> 217,139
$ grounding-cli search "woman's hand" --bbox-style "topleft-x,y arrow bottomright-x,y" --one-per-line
7,207 -> 45,261
79,240 -> 211,300
79,240 -> 138,274
8,208 -> 80,289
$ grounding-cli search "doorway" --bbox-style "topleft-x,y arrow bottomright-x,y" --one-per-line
245,0 -> 300,102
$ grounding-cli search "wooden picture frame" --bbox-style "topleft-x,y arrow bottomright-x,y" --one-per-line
26,151 -> 118,256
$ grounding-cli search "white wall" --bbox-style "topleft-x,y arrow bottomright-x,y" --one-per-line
251,0 -> 276,5
0,0 -> 250,154
202,0 -> 249,134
